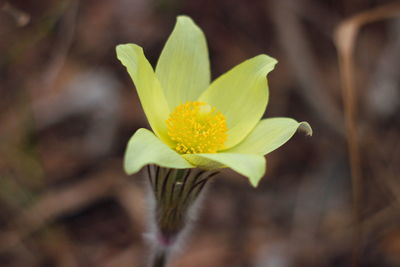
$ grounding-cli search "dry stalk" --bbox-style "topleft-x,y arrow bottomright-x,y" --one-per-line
334,2 -> 400,266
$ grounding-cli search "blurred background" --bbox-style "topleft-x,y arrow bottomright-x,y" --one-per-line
1,0 -> 400,266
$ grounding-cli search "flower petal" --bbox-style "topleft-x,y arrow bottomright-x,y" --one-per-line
124,128 -> 193,175
183,153 -> 266,187
227,118 -> 312,155
116,44 -> 172,145
156,15 -> 210,109
198,55 -> 277,149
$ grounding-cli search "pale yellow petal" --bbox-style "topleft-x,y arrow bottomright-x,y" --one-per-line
156,16 -> 210,109
199,55 -> 277,149
116,44 -> 172,145
124,128 -> 193,175
227,118 -> 312,155
183,153 -> 266,187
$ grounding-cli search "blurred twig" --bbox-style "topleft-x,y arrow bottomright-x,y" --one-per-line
334,2 -> 400,266
1,1 -> 30,27
0,1 -> 70,70
296,0 -> 340,39
41,0 -> 79,90
0,164 -> 144,254
269,0 -> 345,137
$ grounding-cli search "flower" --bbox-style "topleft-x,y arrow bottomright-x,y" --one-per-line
116,15 -> 312,187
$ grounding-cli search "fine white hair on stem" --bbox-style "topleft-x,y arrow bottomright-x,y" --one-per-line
143,165 -> 216,266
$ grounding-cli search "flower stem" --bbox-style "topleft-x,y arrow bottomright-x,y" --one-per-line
146,166 -> 217,265
152,249 -> 167,267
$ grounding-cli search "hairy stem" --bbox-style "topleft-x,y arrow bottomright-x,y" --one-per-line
152,249 -> 167,267
146,166 -> 217,265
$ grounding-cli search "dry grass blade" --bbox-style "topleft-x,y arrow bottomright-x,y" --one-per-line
334,2 -> 400,266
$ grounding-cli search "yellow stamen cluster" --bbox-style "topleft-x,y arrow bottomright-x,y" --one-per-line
166,101 -> 227,154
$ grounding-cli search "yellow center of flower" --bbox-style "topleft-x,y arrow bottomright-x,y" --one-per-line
166,101 -> 228,154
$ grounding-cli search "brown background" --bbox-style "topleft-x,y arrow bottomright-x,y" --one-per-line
1,0 -> 400,266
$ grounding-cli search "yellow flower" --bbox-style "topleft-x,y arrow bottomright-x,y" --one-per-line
116,16 -> 312,187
